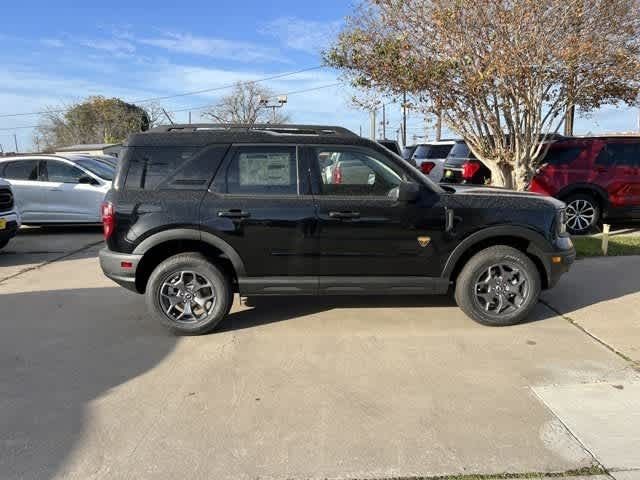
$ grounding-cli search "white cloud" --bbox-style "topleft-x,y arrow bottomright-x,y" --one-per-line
41,38 -> 64,48
137,31 -> 287,63
262,17 -> 342,54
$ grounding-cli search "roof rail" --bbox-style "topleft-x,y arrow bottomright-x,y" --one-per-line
149,123 -> 358,137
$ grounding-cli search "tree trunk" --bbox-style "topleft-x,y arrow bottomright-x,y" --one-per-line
484,161 -> 515,189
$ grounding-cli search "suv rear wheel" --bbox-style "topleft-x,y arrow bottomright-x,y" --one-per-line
565,193 -> 600,235
146,253 -> 234,335
455,246 -> 541,326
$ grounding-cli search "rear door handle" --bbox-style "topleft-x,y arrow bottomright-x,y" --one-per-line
329,211 -> 361,219
218,209 -> 251,219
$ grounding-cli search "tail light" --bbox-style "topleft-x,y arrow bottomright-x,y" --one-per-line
462,160 -> 482,181
332,164 -> 342,184
420,161 -> 436,175
101,201 -> 115,240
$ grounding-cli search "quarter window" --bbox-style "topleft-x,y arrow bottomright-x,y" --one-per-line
219,146 -> 298,195
601,142 -> 640,167
312,147 -> 405,197
543,146 -> 584,166
2,160 -> 38,181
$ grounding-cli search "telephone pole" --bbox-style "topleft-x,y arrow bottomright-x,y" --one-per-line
401,92 -> 408,147
381,103 -> 386,140
435,112 -> 442,141
13,134 -> 19,153
370,110 -> 377,140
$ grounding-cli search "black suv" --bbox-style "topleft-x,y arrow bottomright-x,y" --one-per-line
99,124 -> 575,334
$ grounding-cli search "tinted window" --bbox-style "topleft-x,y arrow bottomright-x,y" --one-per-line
220,146 -> 298,195
543,146 -> 584,166
44,161 -> 86,183
447,142 -> 475,159
413,144 -> 453,159
75,159 -> 114,181
124,146 -> 228,190
2,160 -> 39,180
602,142 -> 640,167
313,147 -> 404,197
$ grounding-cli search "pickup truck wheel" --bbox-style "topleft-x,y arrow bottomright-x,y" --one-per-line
454,246 -> 541,326
146,253 -> 233,335
565,193 -> 600,235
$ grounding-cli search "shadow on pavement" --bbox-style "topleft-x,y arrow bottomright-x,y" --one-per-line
0,287 -> 177,480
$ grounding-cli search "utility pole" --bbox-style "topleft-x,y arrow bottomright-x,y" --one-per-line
370,110 -> 377,140
13,134 -> 19,153
188,111 -> 192,124
381,103 -> 386,140
564,105 -> 575,136
402,92 -> 408,147
359,125 -> 362,137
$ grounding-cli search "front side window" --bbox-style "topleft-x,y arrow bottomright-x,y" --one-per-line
2,160 -> 39,181
313,147 -> 404,197
219,146 -> 298,195
44,161 -> 85,183
602,142 -> 640,167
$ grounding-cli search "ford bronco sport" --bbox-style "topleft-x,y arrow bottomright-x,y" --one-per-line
99,124 -> 575,335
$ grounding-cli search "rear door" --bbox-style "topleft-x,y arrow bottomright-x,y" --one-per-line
305,144 -> 446,278
40,159 -> 107,222
201,144 -> 316,280
0,159 -> 43,221
598,140 -> 640,217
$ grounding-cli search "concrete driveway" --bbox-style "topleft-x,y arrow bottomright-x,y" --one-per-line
0,231 -> 638,480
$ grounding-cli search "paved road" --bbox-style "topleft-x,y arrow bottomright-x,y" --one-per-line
0,233 -> 638,480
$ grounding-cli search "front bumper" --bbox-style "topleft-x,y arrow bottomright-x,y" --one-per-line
0,212 -> 20,243
544,236 -> 576,288
99,248 -> 143,293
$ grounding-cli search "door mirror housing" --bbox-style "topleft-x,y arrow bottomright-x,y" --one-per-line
78,175 -> 98,186
396,181 -> 421,203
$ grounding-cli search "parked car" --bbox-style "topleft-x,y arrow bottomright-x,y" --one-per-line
0,178 -> 21,250
412,140 -> 455,181
377,139 -> 402,157
402,145 -> 418,165
99,123 -> 574,335
529,135 -> 640,234
441,140 -> 491,184
0,155 -> 114,224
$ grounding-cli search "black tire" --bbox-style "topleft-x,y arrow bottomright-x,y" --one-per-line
454,245 -> 541,327
145,252 -> 234,335
0,238 -> 9,250
564,193 -> 600,235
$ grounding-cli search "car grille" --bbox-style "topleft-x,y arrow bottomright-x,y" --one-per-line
0,188 -> 14,212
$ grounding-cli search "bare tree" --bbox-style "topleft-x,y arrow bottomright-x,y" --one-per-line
203,82 -> 290,125
326,0 -> 640,190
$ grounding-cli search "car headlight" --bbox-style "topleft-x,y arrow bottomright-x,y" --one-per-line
557,209 -> 567,235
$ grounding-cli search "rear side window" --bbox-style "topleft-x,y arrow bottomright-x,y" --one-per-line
124,145 -> 229,190
2,160 -> 39,180
447,142 -> 475,160
600,142 -> 640,167
543,146 -> 584,166
215,146 -> 298,195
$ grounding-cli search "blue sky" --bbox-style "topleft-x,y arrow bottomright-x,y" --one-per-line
1,0 -> 639,152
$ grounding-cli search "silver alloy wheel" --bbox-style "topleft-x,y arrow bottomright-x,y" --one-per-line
566,199 -> 596,233
159,270 -> 216,324
474,263 -> 529,315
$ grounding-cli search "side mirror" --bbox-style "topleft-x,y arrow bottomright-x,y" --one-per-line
78,175 -> 98,185
396,181 -> 420,203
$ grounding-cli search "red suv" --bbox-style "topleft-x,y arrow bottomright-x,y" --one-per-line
529,136 -> 640,234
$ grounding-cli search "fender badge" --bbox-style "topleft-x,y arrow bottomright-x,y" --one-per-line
417,236 -> 431,248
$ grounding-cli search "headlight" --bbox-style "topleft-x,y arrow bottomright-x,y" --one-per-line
557,209 -> 567,235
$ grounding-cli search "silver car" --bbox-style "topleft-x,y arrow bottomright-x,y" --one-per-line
0,155 -> 114,224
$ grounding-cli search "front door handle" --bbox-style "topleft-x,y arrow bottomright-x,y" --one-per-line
218,209 -> 251,219
329,211 -> 361,219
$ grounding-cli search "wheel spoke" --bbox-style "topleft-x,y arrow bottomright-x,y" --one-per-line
159,270 -> 217,324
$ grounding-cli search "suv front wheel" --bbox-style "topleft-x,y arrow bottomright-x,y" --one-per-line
146,253 -> 234,335
455,246 -> 541,326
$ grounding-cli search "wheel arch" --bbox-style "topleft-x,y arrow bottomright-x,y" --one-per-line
442,226 -> 552,290
132,228 -> 246,293
556,183 -> 609,209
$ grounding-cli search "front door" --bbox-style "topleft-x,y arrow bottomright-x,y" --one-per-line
305,145 -> 446,278
200,144 -> 316,280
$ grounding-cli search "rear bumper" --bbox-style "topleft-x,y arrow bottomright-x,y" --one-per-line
99,248 -> 142,293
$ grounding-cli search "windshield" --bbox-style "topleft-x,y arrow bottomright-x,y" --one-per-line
75,158 -> 115,181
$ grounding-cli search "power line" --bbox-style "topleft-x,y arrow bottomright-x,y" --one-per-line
0,65 -> 325,119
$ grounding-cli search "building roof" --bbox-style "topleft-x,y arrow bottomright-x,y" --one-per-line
55,143 -> 121,152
